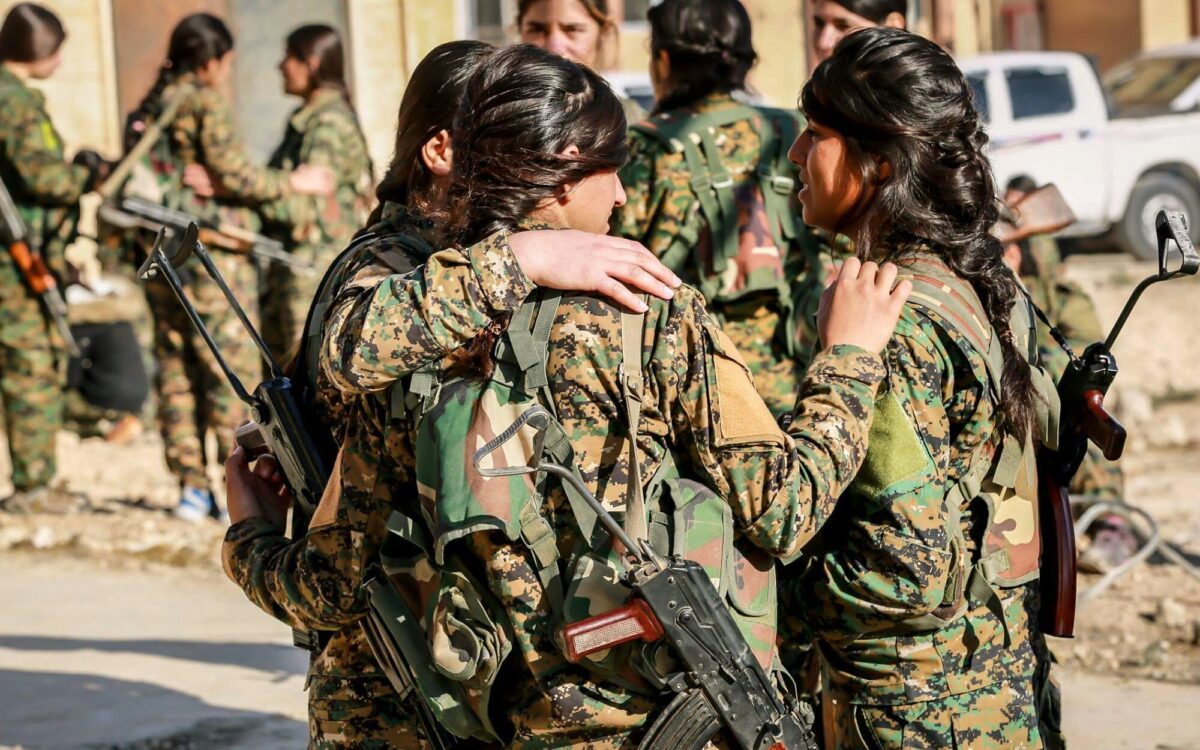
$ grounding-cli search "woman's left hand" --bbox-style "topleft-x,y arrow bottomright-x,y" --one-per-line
224,446 -> 292,529
183,163 -> 217,198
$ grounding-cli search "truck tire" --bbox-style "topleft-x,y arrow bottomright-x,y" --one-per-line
1116,172 -> 1200,261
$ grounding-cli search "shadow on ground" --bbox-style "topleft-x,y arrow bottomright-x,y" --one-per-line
0,669 -> 305,749
0,636 -> 305,679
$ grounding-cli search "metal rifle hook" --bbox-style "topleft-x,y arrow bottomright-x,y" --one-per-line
1102,210 -> 1199,353
472,405 -> 647,567
137,226 -> 255,405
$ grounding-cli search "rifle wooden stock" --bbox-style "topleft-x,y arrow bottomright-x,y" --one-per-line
561,600 -> 663,663
1081,389 -> 1126,461
8,239 -> 55,295
1037,450 -> 1077,638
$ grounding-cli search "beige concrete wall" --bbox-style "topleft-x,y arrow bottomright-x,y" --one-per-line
745,0 -> 807,108
1141,0 -> 1191,50
0,0 -> 121,157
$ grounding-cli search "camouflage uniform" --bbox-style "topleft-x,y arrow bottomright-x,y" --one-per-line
1021,235 -> 1123,499
141,77 -> 289,492
612,93 -> 820,419
0,64 -> 91,491
794,251 -> 1046,750
222,202 -> 530,748
792,228 -> 856,365
327,221 -> 887,747
258,88 -> 372,367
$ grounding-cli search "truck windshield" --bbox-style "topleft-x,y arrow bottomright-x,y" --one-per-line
1104,57 -> 1200,115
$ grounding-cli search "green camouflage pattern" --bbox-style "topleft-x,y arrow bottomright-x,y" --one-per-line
145,252 -> 260,489
223,205 -> 441,746
0,64 -> 91,490
830,676 -> 1042,749
136,78 -> 292,491
793,228 -> 856,365
612,93 -> 820,419
1020,235 -> 1124,500
794,251 -> 1040,712
258,89 -> 373,366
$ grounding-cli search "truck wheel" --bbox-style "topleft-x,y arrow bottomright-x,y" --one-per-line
1116,173 -> 1200,261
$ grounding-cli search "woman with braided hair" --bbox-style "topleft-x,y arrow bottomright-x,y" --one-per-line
787,27 -> 1056,749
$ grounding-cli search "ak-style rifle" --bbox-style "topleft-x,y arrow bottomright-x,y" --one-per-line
1038,210 -> 1198,637
137,223 -> 334,649
0,175 -> 82,358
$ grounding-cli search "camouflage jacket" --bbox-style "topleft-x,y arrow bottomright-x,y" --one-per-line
612,93 -> 818,419
792,228 -> 856,365
158,77 -> 289,230
320,221 -> 887,745
796,253 -> 1039,706
258,88 -> 373,268
0,64 -> 90,269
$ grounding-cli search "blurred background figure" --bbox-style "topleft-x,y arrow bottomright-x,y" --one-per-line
517,0 -> 645,120
0,2 -> 108,512
256,24 -> 372,369
810,0 -> 906,62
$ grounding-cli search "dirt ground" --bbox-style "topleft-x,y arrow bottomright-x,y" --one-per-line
1,252 -> 1198,747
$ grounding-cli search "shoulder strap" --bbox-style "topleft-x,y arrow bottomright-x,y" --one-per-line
619,304 -> 648,544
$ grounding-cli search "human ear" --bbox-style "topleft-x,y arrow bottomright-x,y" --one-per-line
420,130 -> 453,176
556,145 -> 583,204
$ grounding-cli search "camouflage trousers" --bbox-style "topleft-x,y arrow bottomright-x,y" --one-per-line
260,244 -> 336,373
308,675 -> 425,749
144,253 -> 259,491
0,274 -> 63,491
830,677 -> 1043,750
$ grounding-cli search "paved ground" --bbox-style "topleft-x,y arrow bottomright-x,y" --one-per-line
1,553 -> 1197,749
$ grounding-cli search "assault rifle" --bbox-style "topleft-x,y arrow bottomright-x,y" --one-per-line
137,223 -> 335,650
105,196 -> 314,275
475,406 -> 816,750
0,175 -> 82,358
1038,210 -> 1199,637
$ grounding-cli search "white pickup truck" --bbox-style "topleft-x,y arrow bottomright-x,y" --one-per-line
959,46 -> 1200,259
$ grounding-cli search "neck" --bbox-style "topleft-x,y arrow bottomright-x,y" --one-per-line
307,85 -> 340,104
2,61 -> 32,81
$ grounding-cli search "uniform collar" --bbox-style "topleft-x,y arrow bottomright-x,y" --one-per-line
377,201 -> 439,246
0,64 -> 41,105
289,88 -> 345,131
690,92 -> 741,115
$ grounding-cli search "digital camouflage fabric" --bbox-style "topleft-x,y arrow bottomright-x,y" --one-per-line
794,252 -> 1044,749
612,93 -> 820,419
222,203 -> 531,748
258,88 -> 373,366
1021,234 -> 1123,500
793,228 -> 857,365
331,221 -> 887,747
141,78 -> 291,493
0,64 -> 91,491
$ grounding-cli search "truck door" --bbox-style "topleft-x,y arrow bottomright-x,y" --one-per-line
994,64 -> 1109,232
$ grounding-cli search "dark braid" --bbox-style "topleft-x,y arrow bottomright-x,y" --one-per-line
125,13 -> 232,153
647,0 -> 757,113
802,28 -> 1038,443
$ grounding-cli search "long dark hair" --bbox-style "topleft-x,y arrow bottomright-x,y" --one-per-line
648,0 -> 757,113
367,40 -> 494,226
124,13 -> 233,150
285,24 -> 371,177
0,2 -> 65,63
446,43 -> 627,376
448,43 -> 627,245
826,0 -> 907,23
802,28 -> 1037,442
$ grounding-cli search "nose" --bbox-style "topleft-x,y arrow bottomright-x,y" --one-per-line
788,131 -> 810,167
816,25 -> 841,60
546,29 -> 573,59
613,173 -> 628,208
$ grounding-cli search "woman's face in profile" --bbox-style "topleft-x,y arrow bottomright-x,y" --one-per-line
563,168 -> 626,234
811,0 -> 905,63
788,118 -> 867,233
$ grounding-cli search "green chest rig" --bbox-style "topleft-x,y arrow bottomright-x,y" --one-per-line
890,256 -> 1060,638
373,290 -> 784,741
631,103 -> 804,356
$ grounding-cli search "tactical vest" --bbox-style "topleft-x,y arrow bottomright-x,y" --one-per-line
631,104 -> 803,355
389,290 -> 782,734
118,81 -> 197,210
886,256 -> 1059,637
